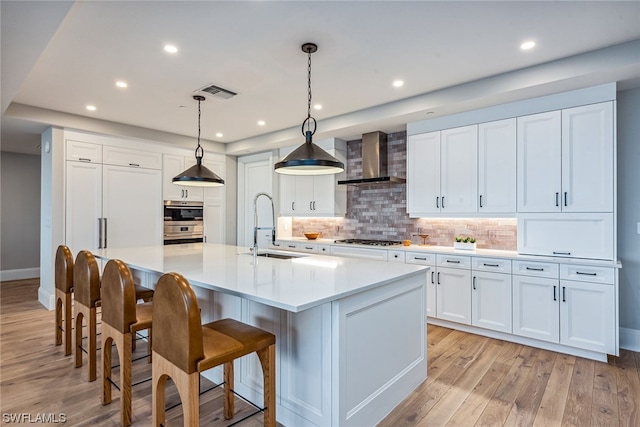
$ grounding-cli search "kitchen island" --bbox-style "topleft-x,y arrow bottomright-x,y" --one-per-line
95,243 -> 429,427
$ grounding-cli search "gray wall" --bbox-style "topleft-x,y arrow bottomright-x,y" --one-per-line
617,87 -> 640,333
0,152 -> 41,274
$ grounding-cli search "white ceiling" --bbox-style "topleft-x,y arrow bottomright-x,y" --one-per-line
2,1 -> 640,156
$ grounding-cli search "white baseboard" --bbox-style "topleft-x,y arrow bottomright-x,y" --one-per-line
38,286 -> 55,311
620,327 -> 640,352
0,267 -> 40,282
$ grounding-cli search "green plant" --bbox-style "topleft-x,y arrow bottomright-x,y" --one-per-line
469,237 -> 476,243
455,236 -> 476,244
455,236 -> 463,242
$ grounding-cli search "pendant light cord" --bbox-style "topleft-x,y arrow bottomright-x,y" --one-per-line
195,96 -> 203,160
307,49 -> 312,124
301,44 -> 317,140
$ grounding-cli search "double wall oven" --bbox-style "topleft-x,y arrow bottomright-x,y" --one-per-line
163,200 -> 204,245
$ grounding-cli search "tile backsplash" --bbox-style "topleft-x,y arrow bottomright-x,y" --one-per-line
291,131 -> 517,251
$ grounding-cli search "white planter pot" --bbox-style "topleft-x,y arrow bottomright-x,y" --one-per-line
454,242 -> 476,250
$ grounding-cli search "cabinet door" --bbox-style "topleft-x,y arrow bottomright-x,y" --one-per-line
426,269 -> 436,318
66,161 -> 102,253
103,165 -> 162,248
203,156 -> 225,203
407,132 -> 440,214
162,153 -> 204,201
204,203 -> 224,244
517,111 -> 562,212
312,174 -> 334,215
560,280 -> 615,353
279,174 -> 297,215
478,119 -> 516,213
472,271 -> 512,333
295,176 -> 314,214
512,275 -> 559,343
561,102 -> 614,213
440,125 -> 478,213
436,267 -> 471,324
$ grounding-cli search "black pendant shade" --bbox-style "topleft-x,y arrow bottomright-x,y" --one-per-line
173,95 -> 225,187
274,43 -> 344,176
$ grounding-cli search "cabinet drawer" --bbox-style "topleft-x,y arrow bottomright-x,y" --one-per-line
560,264 -> 614,285
472,257 -> 512,274
103,145 -> 162,169
317,244 -> 331,255
437,254 -> 471,269
277,242 -> 317,253
512,260 -> 559,278
405,252 -> 436,265
67,140 -> 102,162
330,245 -> 388,261
388,250 -> 406,263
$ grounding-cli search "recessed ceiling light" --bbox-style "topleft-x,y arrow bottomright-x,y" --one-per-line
164,44 -> 178,54
216,132 -> 223,138
178,105 -> 187,109
115,81 -> 128,88
86,105 -> 96,111
393,80 -> 404,88
314,104 -> 322,110
520,40 -> 536,50
257,120 -> 266,126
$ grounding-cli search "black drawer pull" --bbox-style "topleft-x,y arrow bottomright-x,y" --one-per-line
553,251 -> 571,255
576,271 -> 597,276
305,246 -> 313,250
288,245 -> 296,248
129,163 -> 140,167
526,267 -> 544,271
483,263 -> 500,267
78,157 -> 92,162
415,257 -> 427,261
446,260 -> 461,264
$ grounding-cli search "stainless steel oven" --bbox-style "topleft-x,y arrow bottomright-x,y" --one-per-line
163,200 -> 204,245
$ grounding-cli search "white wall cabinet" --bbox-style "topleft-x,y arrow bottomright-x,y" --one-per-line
278,140 -> 346,217
517,102 -> 613,213
162,153 -> 204,202
65,140 -> 162,254
407,125 -> 477,216
478,119 -> 516,213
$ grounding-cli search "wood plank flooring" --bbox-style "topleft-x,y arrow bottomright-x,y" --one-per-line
2,278 -> 639,426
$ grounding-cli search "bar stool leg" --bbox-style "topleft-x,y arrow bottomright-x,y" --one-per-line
88,307 -> 97,382
257,344 -> 276,427
223,361 -> 234,420
74,311 -> 85,369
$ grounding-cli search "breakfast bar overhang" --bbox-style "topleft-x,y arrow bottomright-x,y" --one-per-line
96,243 -> 429,427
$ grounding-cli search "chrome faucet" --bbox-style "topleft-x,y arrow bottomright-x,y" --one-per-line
253,192 -> 276,261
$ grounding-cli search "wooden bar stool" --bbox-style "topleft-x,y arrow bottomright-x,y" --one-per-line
73,250 -> 101,381
151,272 -> 276,427
54,245 -> 74,356
101,259 -> 153,427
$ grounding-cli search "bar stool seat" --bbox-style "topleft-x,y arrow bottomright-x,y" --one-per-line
152,272 -> 276,427
101,259 -> 153,427
54,245 -> 74,356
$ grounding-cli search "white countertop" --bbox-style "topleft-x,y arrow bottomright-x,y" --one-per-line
95,243 -> 428,312
278,238 -> 622,268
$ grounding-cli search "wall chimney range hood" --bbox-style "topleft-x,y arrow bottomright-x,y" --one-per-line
338,131 -> 406,185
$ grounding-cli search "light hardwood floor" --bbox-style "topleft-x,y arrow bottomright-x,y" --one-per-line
1,278 -> 639,426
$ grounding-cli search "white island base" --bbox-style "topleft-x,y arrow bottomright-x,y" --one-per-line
97,244 -> 427,427
207,273 -> 426,427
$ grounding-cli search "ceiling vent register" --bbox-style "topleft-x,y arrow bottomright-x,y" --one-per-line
196,83 -> 237,100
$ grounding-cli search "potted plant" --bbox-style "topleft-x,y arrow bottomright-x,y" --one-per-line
454,236 -> 476,250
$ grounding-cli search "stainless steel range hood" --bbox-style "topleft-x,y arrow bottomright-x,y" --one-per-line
338,131 -> 406,185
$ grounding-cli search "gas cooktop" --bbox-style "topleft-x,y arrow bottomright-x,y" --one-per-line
334,238 -> 402,247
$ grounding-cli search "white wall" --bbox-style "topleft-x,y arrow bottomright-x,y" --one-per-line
617,87 -> 640,349
0,152 -> 41,280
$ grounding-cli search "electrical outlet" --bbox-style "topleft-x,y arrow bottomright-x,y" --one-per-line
637,222 -> 640,235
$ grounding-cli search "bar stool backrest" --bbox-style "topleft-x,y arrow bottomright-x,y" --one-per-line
153,272 -> 204,374
55,245 -> 74,293
74,250 -> 100,308
101,259 -> 137,334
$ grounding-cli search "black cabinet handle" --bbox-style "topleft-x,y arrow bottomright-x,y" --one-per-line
437,272 -> 441,285
442,196 -> 445,209
483,263 -> 499,267
431,271 -> 435,284
129,163 -> 140,167
310,201 -> 313,210
292,202 -> 295,211
446,259 -> 461,264
288,245 -> 296,248
415,257 -> 427,261
479,195 -> 483,208
526,266 -> 544,271
555,192 -> 559,207
564,192 -> 568,207
553,251 -> 571,255
553,285 -> 557,301
305,246 -> 313,250
472,276 -> 476,290
313,201 -> 316,210
562,286 -> 566,302
78,157 -> 92,162
576,271 -> 597,276
436,197 -> 439,208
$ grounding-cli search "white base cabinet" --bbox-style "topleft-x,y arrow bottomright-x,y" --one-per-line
472,271 -> 512,334
436,266 -> 471,324
512,275 -> 560,343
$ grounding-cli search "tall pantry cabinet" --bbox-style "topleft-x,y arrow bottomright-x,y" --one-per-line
65,139 -> 163,255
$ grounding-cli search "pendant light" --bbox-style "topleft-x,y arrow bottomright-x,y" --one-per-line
274,43 -> 344,175
173,95 -> 225,187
